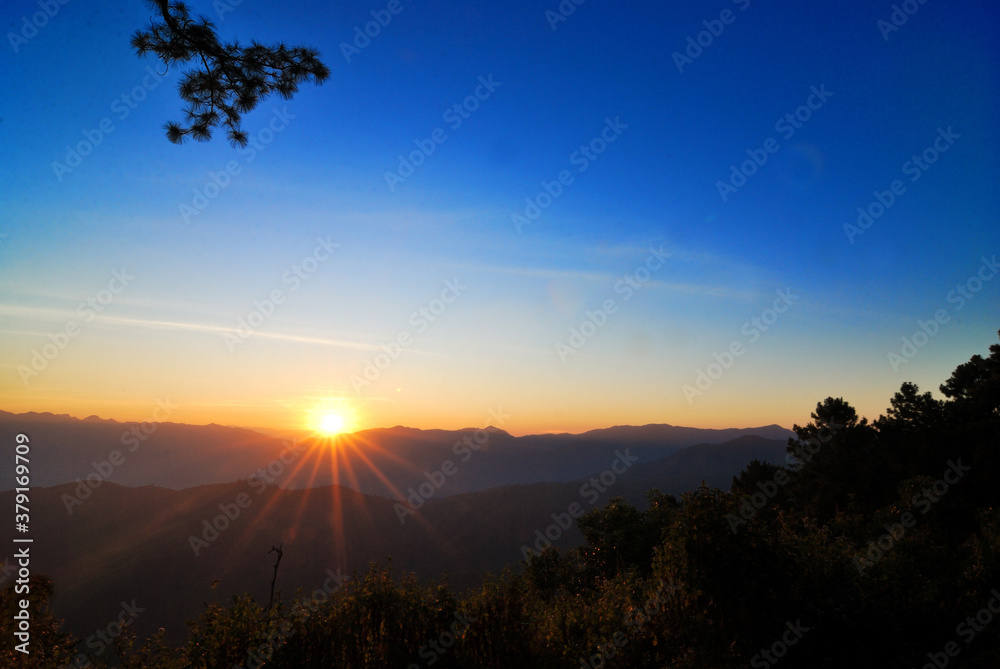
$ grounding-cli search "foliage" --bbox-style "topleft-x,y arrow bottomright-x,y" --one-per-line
0,577 -> 77,668
131,0 -> 329,146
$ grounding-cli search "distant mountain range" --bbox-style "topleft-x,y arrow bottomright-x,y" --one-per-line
0,433 -> 788,646
0,410 -> 793,497
0,410 -> 794,645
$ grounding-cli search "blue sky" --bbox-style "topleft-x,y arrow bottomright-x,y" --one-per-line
0,0 -> 997,434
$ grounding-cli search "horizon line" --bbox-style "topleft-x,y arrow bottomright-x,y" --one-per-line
0,408 -> 794,439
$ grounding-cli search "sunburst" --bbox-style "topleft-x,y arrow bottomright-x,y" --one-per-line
318,412 -> 347,436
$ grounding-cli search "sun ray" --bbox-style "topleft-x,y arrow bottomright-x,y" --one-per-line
217,404 -> 464,575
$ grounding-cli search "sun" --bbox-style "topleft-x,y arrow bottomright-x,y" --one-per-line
318,413 -> 346,436
306,399 -> 359,438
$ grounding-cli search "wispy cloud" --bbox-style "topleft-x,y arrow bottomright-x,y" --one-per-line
0,304 -> 382,352
103,315 -> 385,350
457,263 -> 613,283
650,282 -> 756,301
441,262 -> 756,301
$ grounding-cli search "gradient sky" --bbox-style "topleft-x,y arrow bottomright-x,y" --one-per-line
1,0 -> 997,435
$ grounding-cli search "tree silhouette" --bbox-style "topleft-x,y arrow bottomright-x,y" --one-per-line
939,329 -> 1000,419
131,0 -> 330,146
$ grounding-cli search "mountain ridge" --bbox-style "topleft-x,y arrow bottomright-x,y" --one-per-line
0,410 -> 795,496
0,430 -> 789,646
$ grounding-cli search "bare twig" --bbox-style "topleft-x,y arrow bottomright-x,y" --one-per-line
265,543 -> 283,612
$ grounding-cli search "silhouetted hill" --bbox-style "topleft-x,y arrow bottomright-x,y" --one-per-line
0,410 -> 289,489
0,479 -> 596,645
572,423 -> 792,444
0,411 -> 793,498
0,434 -> 786,645
629,435 -> 788,487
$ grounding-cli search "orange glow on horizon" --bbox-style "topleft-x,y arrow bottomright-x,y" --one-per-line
0,398 -> 817,437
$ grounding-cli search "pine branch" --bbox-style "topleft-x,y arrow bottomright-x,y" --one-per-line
132,0 -> 330,146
